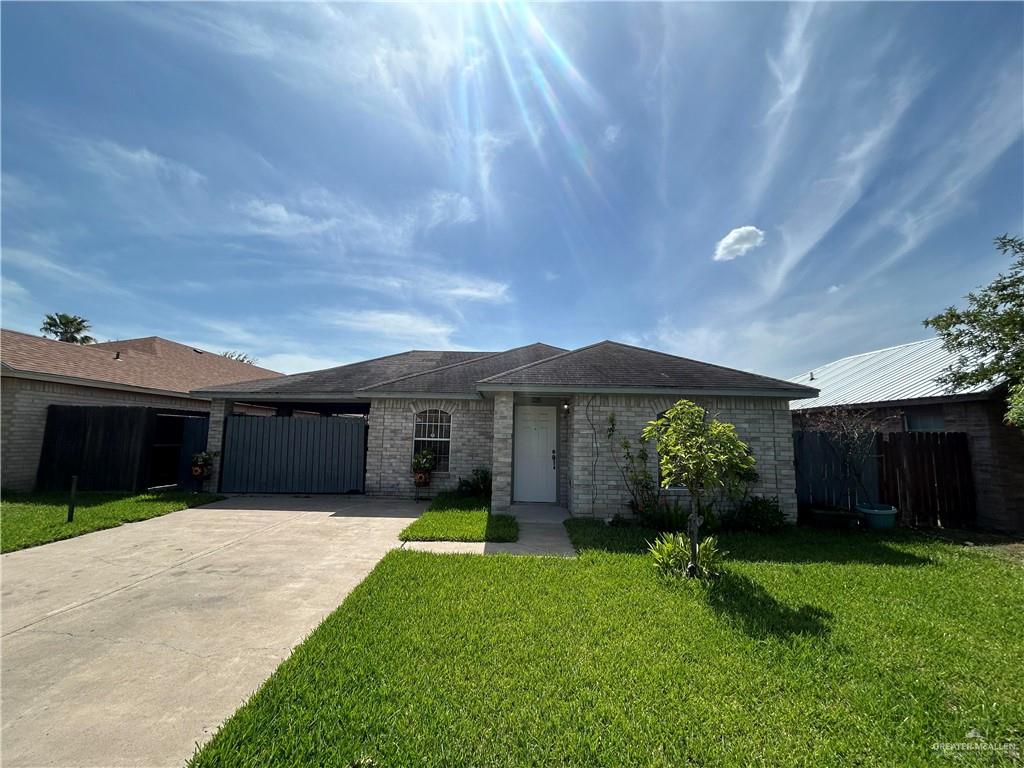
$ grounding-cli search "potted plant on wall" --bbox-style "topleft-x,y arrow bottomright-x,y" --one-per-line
190,451 -> 218,491
412,449 -> 436,489
191,451 -> 218,479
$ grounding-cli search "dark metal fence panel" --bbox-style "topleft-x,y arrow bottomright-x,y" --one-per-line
220,415 -> 365,493
794,430 -> 975,527
36,406 -> 211,492
36,406 -> 154,491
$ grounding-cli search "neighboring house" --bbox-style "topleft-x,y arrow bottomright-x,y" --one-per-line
789,337 -> 1024,533
0,329 -> 281,491
194,341 -> 817,519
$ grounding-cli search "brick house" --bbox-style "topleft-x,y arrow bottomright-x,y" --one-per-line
0,329 -> 281,491
790,337 -> 1024,533
195,341 -> 817,520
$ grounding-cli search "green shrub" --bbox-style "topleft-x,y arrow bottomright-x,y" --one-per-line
456,467 -> 492,498
721,495 -> 785,532
648,531 -> 725,579
639,497 -> 690,531
648,532 -> 690,578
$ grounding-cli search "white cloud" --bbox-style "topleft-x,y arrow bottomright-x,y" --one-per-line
748,3 -> 819,208
1,276 -> 31,303
862,65 -> 1024,277
2,173 -> 61,210
650,321 -> 728,363
423,191 -> 478,229
334,267 -> 510,305
2,247 -> 134,298
759,67 -> 924,297
601,123 -> 622,149
319,309 -> 457,347
437,274 -> 509,302
713,226 -> 766,262
73,139 -> 206,187
827,284 -> 842,294
643,305 -> 900,381
236,199 -> 335,237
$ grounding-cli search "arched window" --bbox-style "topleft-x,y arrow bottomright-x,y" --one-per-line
414,409 -> 451,472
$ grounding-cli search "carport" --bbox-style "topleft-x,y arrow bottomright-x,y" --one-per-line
202,396 -> 370,494
191,350 -> 495,495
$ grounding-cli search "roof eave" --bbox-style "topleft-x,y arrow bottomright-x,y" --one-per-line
791,390 -> 997,411
190,389 -> 371,402
475,383 -> 819,399
2,368 -> 203,401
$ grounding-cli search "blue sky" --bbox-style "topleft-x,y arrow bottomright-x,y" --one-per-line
2,2 -> 1022,377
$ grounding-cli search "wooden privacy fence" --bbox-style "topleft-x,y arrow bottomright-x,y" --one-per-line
794,430 -> 976,528
877,431 -> 975,528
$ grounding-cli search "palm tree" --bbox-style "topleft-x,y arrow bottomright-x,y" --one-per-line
40,313 -> 96,344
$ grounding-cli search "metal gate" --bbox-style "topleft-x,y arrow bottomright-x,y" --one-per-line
220,415 -> 366,493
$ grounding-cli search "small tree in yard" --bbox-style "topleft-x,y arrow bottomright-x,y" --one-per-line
642,400 -> 756,577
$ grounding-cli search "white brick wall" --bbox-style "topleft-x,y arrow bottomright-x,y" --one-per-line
566,394 -> 798,521
1,376 -> 209,492
366,398 -> 495,499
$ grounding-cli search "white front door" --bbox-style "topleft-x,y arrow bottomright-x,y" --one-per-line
513,406 -> 557,502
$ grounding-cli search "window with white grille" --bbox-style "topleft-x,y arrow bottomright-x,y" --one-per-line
413,409 -> 451,472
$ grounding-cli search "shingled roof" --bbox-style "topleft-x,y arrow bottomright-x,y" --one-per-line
1,329 -> 282,395
192,339 -> 815,400
478,341 -> 818,397
358,343 -> 567,395
194,350 -> 492,396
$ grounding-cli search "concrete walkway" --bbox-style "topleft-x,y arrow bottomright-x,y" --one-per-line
404,503 -> 576,556
1,495 -> 420,768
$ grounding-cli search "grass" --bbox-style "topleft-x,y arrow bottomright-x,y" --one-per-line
399,492 -> 518,542
191,522 -> 1023,767
1,490 -> 222,553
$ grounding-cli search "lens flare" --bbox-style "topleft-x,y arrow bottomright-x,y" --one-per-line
484,1 -> 607,198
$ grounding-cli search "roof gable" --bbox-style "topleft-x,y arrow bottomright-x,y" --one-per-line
478,340 -> 818,397
359,343 -> 567,395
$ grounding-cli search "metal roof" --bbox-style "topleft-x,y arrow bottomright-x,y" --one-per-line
788,337 -> 995,410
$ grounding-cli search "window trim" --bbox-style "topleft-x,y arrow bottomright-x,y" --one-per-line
413,408 -> 452,473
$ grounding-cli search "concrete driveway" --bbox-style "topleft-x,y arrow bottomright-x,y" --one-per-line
1,495 -> 421,768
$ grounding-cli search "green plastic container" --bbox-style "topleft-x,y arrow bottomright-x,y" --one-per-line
857,503 -> 898,529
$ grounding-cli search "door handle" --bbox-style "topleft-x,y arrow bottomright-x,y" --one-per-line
551,449 -> 557,470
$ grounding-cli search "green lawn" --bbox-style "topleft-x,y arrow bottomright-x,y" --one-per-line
399,492 -> 518,542
1,490 -> 222,553
191,523 -> 1022,767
